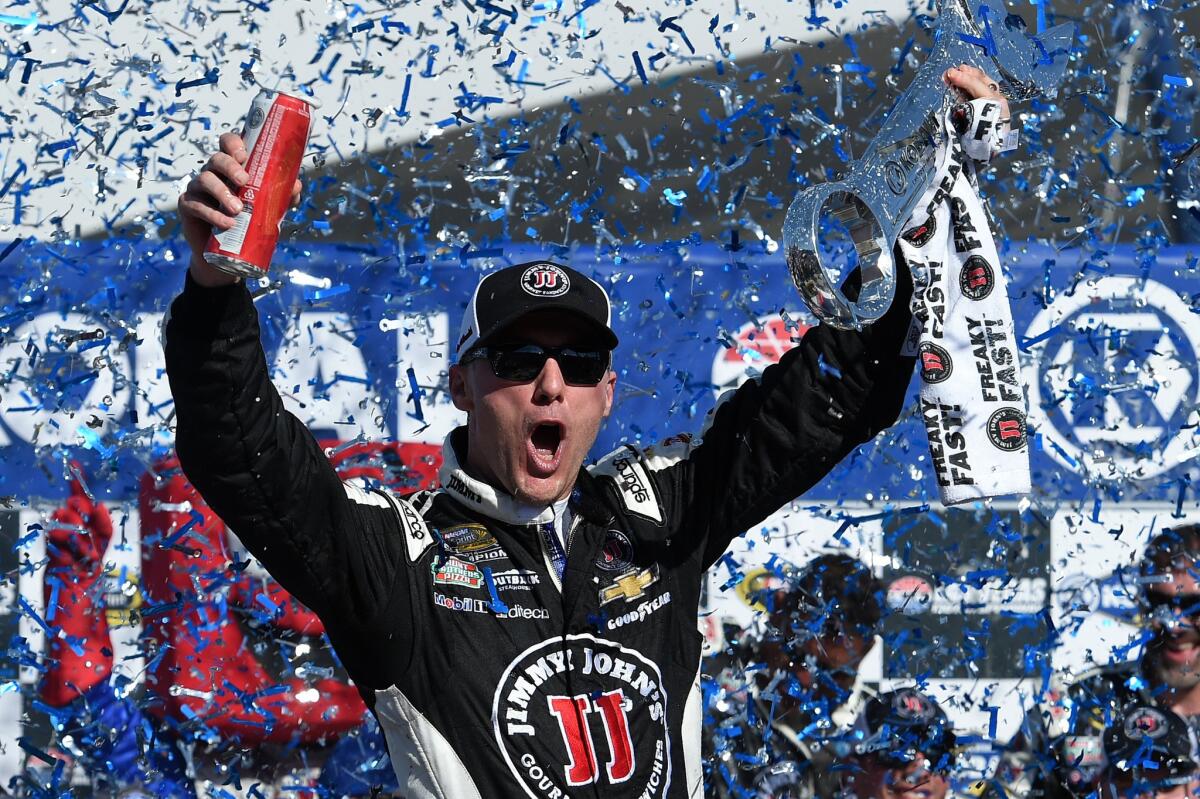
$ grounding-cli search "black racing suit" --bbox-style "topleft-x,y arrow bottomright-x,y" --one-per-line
163,268 -> 914,799
984,659 -> 1199,798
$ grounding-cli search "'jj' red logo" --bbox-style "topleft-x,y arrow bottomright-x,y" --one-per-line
520,263 -> 571,297
959,255 -> 994,300
547,690 -> 635,785
921,352 -> 944,372
987,407 -> 1026,451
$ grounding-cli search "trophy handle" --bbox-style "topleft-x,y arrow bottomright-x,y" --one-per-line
783,181 -> 898,331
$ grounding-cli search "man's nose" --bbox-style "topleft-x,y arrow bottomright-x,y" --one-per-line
532,356 -> 566,402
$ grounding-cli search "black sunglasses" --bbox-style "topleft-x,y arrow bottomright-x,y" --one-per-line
462,343 -> 610,385
1142,591 -> 1200,621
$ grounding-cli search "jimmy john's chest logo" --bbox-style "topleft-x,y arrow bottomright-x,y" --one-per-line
494,635 -> 671,799
596,530 -> 636,573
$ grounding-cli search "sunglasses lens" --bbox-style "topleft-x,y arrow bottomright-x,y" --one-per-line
491,348 -> 547,382
558,349 -> 608,384
487,346 -> 608,384
1144,592 -> 1200,624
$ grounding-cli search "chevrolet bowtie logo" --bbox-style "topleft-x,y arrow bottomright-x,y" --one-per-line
599,566 -> 658,605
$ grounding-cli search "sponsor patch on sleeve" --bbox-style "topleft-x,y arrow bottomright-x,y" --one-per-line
382,492 -> 434,563
590,445 -> 663,524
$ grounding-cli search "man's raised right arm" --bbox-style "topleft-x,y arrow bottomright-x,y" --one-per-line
164,132 -> 405,624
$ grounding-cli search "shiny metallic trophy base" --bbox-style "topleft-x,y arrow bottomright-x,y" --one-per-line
782,0 -> 1074,329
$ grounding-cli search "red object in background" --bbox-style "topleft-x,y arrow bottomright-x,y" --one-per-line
40,472 -> 115,707
40,439 -> 437,744
203,89 -> 313,279
140,459 -> 364,744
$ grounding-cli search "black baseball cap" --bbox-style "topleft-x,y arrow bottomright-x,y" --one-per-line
1104,704 -> 1197,783
850,688 -> 957,771
454,261 -> 619,359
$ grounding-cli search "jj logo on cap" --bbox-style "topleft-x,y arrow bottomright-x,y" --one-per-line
521,263 -> 571,298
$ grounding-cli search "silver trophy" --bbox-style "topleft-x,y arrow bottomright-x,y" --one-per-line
782,0 -> 1074,329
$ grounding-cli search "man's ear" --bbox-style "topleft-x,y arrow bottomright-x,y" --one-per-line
449,364 -> 473,412
601,370 -> 616,418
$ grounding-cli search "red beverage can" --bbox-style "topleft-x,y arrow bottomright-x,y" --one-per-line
203,89 -> 314,278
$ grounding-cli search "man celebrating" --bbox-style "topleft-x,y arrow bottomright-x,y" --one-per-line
168,68 -> 1006,798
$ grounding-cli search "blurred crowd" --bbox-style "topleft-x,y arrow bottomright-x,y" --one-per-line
703,535 -> 1200,799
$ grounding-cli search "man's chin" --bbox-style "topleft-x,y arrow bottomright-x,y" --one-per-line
1149,649 -> 1200,689
514,471 -> 569,506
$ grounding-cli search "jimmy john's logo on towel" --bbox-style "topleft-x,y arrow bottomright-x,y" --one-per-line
494,634 -> 671,799
959,255 -> 994,300
919,342 -> 953,384
987,407 -> 1027,452
901,215 -> 937,247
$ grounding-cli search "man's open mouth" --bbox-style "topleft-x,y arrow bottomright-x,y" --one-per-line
1162,631 -> 1200,664
527,421 -> 565,476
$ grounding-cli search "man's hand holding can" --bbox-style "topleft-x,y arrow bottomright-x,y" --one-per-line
178,91 -> 310,287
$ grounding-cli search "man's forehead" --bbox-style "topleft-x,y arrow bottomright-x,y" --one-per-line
495,310 -> 606,345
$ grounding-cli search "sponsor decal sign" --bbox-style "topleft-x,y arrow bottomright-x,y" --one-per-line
493,634 -> 670,799
606,592 -> 672,631
600,566 -> 660,606
433,592 -> 550,619
520,263 -> 571,298
432,556 -> 482,588
881,507 -> 1050,679
1024,276 -> 1200,482
441,524 -> 506,563
492,569 -> 540,591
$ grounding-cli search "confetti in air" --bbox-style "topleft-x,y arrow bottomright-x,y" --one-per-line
0,0 -> 1198,795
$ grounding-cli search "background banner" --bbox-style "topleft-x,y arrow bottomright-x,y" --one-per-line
1,236 -> 1198,787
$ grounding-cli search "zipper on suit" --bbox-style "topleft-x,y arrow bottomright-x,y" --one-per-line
538,514 -> 581,594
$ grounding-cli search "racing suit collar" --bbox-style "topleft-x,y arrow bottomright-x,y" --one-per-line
439,427 -> 576,526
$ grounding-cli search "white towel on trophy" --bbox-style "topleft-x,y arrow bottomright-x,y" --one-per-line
898,98 -> 1032,505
